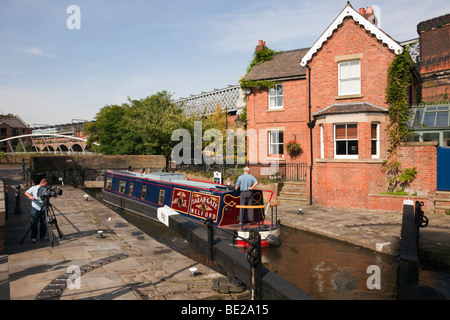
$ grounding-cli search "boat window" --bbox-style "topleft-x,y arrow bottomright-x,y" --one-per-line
141,186 -> 147,199
158,190 -> 165,205
106,178 -> 112,189
128,183 -> 134,196
119,181 -> 126,193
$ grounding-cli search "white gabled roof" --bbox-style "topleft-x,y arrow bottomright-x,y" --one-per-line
300,3 -> 403,67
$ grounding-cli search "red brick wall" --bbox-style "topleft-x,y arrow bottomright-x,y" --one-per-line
418,16 -> 450,102
312,143 -> 437,210
308,18 -> 396,113
246,79 -> 309,164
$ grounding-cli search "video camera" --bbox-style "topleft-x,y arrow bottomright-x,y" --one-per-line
39,185 -> 63,200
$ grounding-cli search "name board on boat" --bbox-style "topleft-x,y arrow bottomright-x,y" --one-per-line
171,188 -> 191,214
190,192 -> 220,222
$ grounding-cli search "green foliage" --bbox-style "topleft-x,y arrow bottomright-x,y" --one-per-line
126,91 -> 193,160
246,47 -> 277,74
85,91 -> 191,160
382,49 -> 418,192
240,46 -> 279,90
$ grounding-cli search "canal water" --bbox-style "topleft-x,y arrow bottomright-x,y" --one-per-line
86,189 -> 450,300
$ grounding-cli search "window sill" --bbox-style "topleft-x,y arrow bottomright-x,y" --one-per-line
316,158 -> 384,164
266,156 -> 285,161
266,108 -> 285,112
335,94 -> 364,100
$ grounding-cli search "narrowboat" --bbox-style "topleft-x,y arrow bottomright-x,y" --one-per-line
102,170 -> 281,247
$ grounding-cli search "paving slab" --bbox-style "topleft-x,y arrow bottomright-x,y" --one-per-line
1,167 -> 231,300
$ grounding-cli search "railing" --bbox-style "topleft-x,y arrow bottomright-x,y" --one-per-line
175,162 -> 307,182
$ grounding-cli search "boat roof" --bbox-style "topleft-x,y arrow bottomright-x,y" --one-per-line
109,170 -> 233,191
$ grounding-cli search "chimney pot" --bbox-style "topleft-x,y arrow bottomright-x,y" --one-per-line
366,6 -> 373,14
359,8 -> 366,15
255,40 -> 266,52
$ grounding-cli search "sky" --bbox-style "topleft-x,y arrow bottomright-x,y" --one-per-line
0,0 -> 449,126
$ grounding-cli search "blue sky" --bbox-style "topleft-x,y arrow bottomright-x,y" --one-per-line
1,0 -> 449,125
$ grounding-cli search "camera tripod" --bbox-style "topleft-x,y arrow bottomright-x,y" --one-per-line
20,198 -> 64,247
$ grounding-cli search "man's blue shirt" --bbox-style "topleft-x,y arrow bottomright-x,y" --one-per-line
235,173 -> 257,191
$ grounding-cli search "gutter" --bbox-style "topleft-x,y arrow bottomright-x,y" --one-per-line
305,65 -> 315,205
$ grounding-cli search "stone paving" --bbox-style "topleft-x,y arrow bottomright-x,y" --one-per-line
1,167 -> 229,300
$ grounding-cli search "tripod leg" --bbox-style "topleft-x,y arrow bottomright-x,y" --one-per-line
44,207 -> 54,246
20,208 -> 43,245
48,205 -> 63,239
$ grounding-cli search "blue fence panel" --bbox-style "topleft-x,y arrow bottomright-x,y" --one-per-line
437,146 -> 450,191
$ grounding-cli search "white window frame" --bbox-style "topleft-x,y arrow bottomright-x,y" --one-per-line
371,123 -> 380,159
334,123 -> 358,159
268,84 -> 283,109
268,130 -> 284,155
338,60 -> 361,96
320,124 -> 324,159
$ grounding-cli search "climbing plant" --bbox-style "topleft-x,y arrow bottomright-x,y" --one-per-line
382,49 -> 417,192
240,46 -> 279,89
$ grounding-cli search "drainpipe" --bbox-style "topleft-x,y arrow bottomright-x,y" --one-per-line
305,65 -> 315,205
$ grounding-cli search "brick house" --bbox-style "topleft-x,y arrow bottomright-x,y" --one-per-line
242,3 -> 435,210
0,114 -> 31,153
417,13 -> 450,102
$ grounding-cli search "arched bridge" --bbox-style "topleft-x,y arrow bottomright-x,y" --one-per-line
0,133 -> 96,154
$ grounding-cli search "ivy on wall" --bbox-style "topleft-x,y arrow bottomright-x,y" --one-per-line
239,46 -> 280,89
382,49 -> 418,192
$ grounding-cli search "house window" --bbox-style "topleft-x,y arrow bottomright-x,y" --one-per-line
338,60 -> 360,96
335,124 -> 358,159
371,123 -> 380,159
268,84 -> 283,109
268,130 -> 283,156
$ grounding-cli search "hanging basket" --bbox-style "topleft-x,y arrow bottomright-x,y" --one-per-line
286,140 -> 302,157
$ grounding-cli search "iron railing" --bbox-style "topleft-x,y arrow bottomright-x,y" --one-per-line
174,162 -> 307,182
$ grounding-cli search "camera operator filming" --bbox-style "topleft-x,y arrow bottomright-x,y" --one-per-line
23,178 -> 63,246
25,178 -> 48,243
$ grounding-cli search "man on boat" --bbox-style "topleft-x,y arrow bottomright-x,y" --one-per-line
235,167 -> 258,224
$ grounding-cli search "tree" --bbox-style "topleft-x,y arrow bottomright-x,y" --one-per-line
125,91 -> 193,165
84,103 -> 149,155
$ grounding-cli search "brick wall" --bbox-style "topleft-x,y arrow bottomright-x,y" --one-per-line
418,14 -> 450,102
312,143 -> 437,211
246,79 -> 309,164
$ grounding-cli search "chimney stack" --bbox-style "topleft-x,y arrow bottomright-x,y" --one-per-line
255,40 -> 266,52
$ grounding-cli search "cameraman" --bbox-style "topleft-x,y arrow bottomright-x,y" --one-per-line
25,178 -> 48,243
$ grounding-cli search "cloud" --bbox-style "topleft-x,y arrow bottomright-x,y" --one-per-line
19,47 -> 53,58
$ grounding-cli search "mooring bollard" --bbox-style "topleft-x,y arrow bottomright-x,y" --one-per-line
205,218 -> 215,262
245,230 -> 262,300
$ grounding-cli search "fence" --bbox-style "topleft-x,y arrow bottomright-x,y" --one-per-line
174,162 -> 307,182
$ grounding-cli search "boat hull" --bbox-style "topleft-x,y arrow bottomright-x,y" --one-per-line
102,170 -> 281,246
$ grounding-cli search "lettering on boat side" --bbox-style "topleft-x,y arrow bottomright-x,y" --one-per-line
190,192 -> 220,221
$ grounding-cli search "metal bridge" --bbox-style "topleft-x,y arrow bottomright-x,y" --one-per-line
175,85 -> 246,116
0,133 -> 95,154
